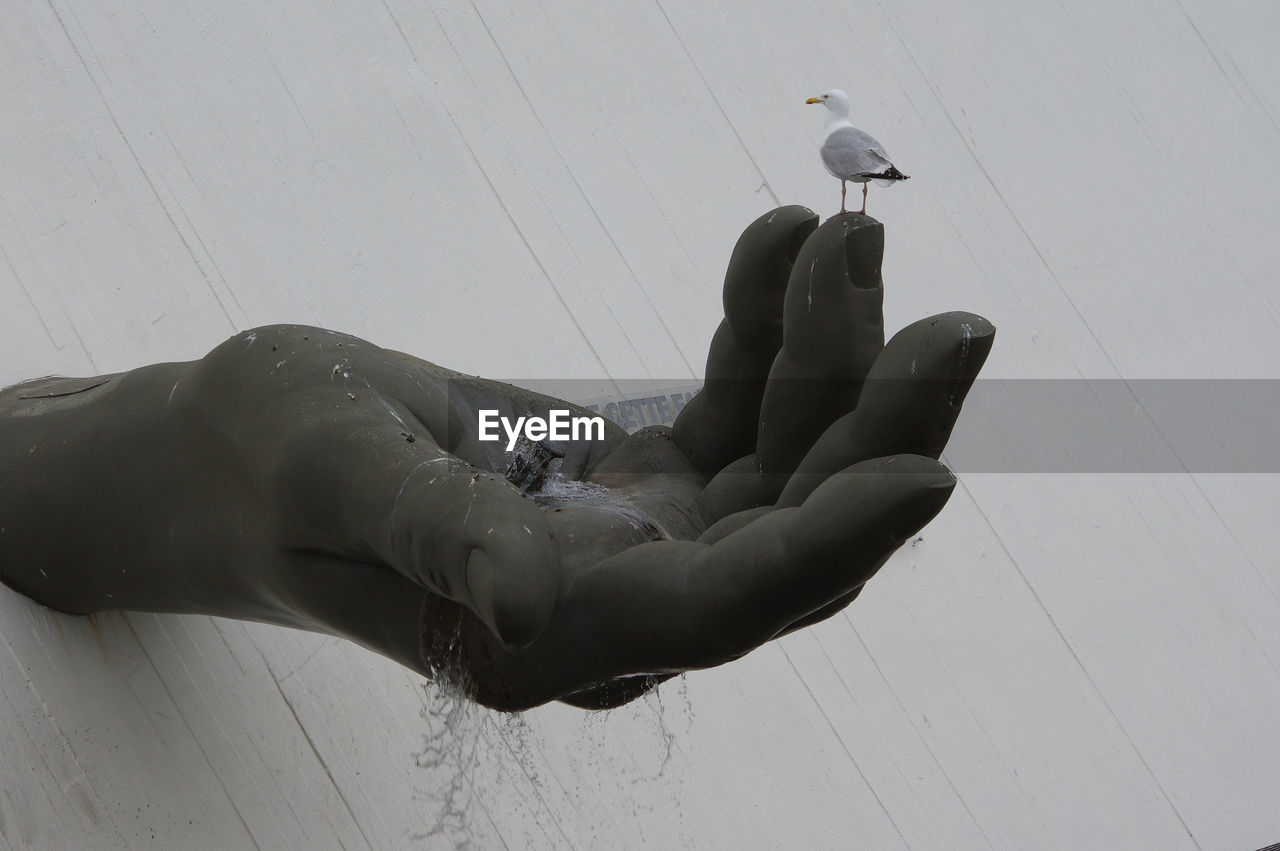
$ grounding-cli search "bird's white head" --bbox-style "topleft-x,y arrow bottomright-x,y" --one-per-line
805,89 -> 850,115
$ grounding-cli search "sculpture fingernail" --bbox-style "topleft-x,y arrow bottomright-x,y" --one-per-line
890,474 -> 956,542
947,314 -> 996,407
787,213 -> 819,263
843,219 -> 884,289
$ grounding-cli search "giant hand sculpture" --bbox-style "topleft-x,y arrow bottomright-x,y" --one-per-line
0,207 -> 993,711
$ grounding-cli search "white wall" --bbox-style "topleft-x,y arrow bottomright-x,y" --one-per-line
3,0 -> 1279,847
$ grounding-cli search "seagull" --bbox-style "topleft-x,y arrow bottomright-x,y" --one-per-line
806,89 -> 908,215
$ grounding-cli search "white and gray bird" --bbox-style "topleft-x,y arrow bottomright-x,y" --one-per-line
806,89 -> 908,215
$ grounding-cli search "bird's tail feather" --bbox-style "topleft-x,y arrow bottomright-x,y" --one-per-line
858,165 -> 910,187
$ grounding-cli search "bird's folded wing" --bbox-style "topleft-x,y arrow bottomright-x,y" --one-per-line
821,127 -> 891,178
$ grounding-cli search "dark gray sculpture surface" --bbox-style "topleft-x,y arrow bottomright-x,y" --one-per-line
0,207 -> 993,711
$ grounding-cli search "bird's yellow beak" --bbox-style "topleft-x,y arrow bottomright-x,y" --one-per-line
805,97 -> 822,104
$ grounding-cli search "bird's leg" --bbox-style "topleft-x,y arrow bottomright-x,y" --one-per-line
859,183 -> 868,215
840,180 -> 847,215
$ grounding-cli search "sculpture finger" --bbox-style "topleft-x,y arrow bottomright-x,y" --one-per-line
684,455 -> 952,656
775,311 -> 994,508
426,455 -> 953,710
755,213 -> 886,479
673,206 -> 818,477
286,420 -> 557,649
